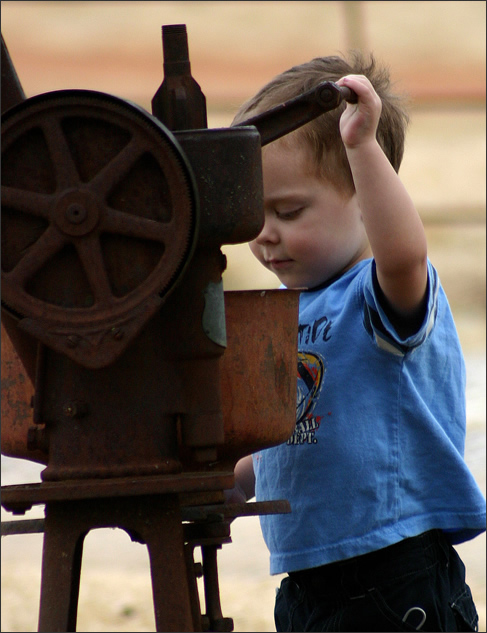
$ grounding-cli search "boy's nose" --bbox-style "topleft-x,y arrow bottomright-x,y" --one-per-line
255,217 -> 279,244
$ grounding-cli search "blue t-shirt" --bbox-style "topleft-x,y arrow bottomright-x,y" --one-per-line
253,259 -> 486,575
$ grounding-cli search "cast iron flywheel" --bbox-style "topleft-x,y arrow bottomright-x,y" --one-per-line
1,90 -> 198,367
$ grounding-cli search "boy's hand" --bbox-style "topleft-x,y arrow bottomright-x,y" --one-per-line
224,481 -> 248,505
336,75 -> 382,148
225,455 -> 255,505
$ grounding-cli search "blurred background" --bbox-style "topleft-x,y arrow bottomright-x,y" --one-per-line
1,2 -> 485,631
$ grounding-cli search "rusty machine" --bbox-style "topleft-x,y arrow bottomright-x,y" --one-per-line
1,24 -> 356,632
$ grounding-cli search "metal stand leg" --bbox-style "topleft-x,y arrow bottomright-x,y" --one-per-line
38,503 -> 86,632
139,497 -> 195,632
36,494 -> 197,632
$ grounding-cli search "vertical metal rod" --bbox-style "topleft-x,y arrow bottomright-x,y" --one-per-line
184,544 -> 205,631
202,544 -> 233,632
151,24 -> 207,130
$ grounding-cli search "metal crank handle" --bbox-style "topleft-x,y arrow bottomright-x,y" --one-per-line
337,85 -> 358,104
239,80 -> 358,146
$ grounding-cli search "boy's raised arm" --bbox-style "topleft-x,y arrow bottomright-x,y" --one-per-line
337,75 -> 428,323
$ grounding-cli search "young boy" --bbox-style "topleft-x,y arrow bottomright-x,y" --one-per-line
229,53 -> 486,632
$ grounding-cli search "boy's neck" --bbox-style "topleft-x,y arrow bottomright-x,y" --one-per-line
304,253 -> 372,292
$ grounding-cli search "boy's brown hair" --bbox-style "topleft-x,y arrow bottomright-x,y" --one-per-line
232,52 -> 409,196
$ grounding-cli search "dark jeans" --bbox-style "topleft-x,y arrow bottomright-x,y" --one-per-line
275,530 -> 479,632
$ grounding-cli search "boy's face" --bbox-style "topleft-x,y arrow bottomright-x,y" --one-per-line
250,142 -> 370,289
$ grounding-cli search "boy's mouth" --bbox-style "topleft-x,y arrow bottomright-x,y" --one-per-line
266,258 -> 294,271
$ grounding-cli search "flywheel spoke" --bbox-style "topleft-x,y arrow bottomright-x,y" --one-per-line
1,186 -> 53,219
42,116 -> 80,189
74,235 -> 114,306
88,136 -> 145,198
101,206 -> 175,244
5,225 -> 67,287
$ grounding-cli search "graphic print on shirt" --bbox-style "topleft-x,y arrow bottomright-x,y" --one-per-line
287,351 -> 325,445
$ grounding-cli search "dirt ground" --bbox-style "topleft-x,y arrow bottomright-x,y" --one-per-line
1,2 -> 485,632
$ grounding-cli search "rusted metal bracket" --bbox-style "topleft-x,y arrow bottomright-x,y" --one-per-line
1,499 -> 290,535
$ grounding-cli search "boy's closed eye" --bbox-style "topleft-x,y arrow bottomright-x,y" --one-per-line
275,207 -> 305,221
